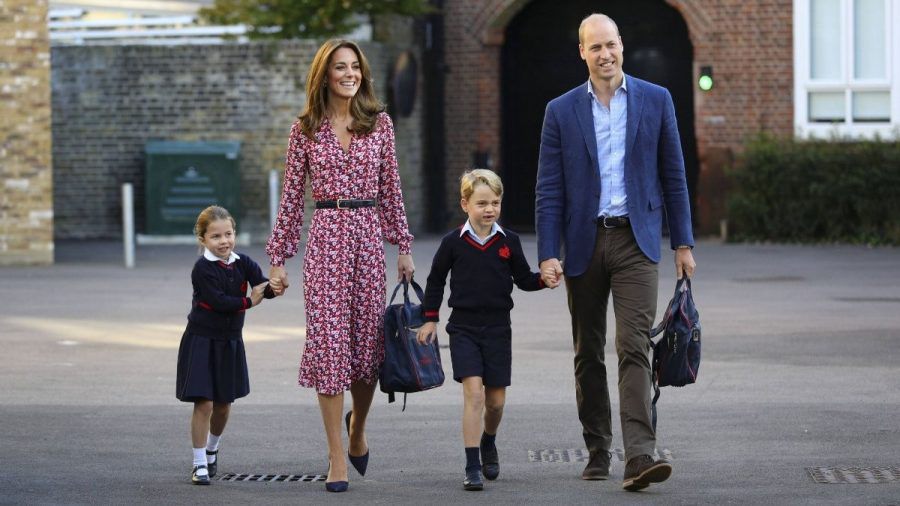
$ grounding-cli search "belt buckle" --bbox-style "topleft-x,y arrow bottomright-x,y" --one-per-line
336,199 -> 349,209
601,216 -> 614,228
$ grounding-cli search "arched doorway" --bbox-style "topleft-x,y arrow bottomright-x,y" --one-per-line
500,0 -> 698,231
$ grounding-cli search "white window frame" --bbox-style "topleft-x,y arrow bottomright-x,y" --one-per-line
794,0 -> 900,138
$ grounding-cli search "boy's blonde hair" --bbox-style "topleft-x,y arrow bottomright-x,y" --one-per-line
460,169 -> 503,201
194,205 -> 236,243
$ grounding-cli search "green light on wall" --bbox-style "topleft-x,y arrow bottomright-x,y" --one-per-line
698,65 -> 714,91
697,65 -> 713,91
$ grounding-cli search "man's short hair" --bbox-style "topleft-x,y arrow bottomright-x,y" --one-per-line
578,13 -> 620,44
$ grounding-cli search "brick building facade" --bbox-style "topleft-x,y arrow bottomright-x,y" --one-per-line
0,0 -> 54,265
51,40 -> 425,241
6,0 -> 892,261
439,0 -> 795,234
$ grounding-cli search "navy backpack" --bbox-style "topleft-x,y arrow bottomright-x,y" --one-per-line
649,277 -> 701,429
380,280 -> 445,410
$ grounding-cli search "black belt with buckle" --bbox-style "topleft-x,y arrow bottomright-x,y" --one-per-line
315,199 -> 377,209
598,215 -> 630,228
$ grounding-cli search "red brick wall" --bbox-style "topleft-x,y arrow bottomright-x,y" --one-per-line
442,0 -> 794,233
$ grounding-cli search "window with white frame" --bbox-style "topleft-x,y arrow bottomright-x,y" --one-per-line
794,0 -> 900,137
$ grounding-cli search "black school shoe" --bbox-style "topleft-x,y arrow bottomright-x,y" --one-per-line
463,466 -> 483,491
206,450 -> 218,478
480,442 -> 499,480
192,465 -> 211,485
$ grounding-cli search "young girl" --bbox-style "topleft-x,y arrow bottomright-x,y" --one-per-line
175,205 -> 275,485
417,169 -> 547,490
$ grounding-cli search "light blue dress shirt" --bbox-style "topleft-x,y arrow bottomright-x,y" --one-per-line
588,77 -> 629,218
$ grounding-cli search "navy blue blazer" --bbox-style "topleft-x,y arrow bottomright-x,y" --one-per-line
535,75 -> 694,277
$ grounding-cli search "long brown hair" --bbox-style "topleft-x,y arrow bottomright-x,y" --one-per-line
298,39 -> 385,139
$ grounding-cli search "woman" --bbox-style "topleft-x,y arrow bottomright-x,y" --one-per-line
266,39 -> 415,493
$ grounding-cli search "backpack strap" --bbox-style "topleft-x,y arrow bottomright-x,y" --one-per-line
648,277 -> 690,432
649,330 -> 661,432
385,391 -> 409,411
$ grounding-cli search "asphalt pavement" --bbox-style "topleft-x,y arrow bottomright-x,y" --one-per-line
2,236 -> 899,505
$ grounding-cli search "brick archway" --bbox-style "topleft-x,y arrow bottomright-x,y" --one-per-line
441,0 -> 793,233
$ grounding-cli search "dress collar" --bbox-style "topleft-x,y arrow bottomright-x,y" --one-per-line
460,221 -> 505,243
203,248 -> 240,265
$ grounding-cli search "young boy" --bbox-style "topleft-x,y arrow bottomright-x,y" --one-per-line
417,169 -> 548,491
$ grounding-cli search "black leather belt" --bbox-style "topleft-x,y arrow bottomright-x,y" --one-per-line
315,199 -> 377,209
597,215 -> 630,228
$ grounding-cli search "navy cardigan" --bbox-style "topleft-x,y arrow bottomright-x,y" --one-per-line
186,253 -> 274,339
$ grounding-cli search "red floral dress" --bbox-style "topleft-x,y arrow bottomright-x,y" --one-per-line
266,112 -> 413,395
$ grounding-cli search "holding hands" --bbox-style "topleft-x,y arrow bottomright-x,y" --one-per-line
250,281 -> 269,306
540,258 -> 563,289
268,265 -> 289,296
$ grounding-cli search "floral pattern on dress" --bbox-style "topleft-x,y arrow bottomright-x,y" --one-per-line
266,112 -> 413,395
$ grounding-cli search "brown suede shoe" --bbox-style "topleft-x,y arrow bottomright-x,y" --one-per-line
581,450 -> 611,480
622,455 -> 672,491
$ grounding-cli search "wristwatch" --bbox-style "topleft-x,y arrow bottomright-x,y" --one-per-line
676,245 -> 692,249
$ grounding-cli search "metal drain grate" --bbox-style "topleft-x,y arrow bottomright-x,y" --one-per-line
218,473 -> 326,482
807,467 -> 900,484
528,448 -> 672,463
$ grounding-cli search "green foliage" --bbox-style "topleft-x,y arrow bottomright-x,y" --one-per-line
199,0 -> 432,40
727,134 -> 900,245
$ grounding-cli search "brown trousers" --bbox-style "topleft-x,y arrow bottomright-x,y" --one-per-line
565,225 -> 658,460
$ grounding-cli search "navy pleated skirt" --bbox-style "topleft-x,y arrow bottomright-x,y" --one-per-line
176,329 -> 249,403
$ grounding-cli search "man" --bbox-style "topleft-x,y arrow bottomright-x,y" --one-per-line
535,13 -> 696,492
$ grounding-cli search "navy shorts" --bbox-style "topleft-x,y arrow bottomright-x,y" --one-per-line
446,322 -> 512,387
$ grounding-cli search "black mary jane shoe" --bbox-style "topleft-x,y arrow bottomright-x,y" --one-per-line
205,450 -> 218,478
345,411 -> 370,476
463,467 -> 483,491
191,465 -> 211,485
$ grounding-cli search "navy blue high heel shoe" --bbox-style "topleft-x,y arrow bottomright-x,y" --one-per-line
325,480 -> 348,493
325,462 -> 348,493
345,411 -> 370,476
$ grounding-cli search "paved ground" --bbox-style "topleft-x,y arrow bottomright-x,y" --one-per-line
2,236 -> 900,505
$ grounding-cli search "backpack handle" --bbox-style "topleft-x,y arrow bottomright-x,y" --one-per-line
389,279 -> 425,306
649,277 -> 692,338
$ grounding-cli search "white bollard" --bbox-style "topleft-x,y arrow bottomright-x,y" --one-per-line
122,183 -> 135,268
269,169 -> 280,231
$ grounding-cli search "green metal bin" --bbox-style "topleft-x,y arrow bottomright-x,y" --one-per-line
144,141 -> 241,236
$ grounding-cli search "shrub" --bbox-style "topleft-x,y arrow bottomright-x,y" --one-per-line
727,134 -> 900,245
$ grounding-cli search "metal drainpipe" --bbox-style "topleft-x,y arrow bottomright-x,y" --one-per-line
421,0 -> 447,232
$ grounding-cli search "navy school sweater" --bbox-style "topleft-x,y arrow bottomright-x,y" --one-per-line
186,253 -> 275,339
422,226 -> 545,326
